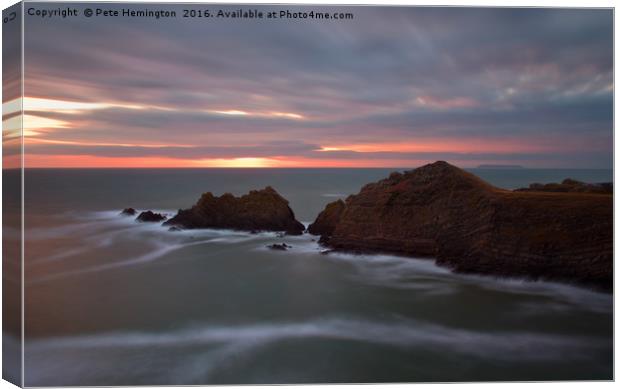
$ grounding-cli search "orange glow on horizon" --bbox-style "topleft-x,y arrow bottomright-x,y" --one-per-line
22,155 -> 285,168
2,155 -> 21,169
21,154 -> 495,169
317,138 -> 561,154
317,139 -> 520,153
17,136 -> 589,168
195,157 -> 280,168
6,93 -> 595,169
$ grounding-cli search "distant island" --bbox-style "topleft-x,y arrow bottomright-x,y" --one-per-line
477,164 -> 524,169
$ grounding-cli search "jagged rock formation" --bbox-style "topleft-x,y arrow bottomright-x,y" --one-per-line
136,211 -> 167,223
515,178 -> 612,194
309,161 -> 612,291
164,186 -> 305,235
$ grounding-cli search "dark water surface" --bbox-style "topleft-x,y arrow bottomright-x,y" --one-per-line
20,168 -> 613,385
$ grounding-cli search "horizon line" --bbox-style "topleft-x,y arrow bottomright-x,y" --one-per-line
2,166 -> 613,170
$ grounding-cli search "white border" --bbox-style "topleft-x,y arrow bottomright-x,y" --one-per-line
0,1 -> 616,389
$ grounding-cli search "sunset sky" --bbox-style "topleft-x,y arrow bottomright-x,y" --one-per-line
4,5 -> 613,168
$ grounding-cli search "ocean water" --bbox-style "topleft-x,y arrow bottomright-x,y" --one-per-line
18,168 -> 613,385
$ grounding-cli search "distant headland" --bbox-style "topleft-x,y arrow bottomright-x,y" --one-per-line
476,164 -> 524,169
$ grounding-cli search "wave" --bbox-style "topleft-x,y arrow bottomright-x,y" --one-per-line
28,316 -> 605,358
27,210 -> 283,284
27,237 -> 234,284
26,209 -> 175,241
24,316 -> 609,385
265,237 -> 612,311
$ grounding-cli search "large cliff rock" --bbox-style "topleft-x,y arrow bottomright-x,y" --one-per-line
164,186 -> 305,235
308,161 -> 612,291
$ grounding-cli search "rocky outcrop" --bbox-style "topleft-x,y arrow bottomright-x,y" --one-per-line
164,186 -> 305,235
515,178 -> 612,194
309,161 -> 612,291
136,211 -> 167,223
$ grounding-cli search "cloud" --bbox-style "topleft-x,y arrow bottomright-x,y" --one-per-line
20,5 -> 613,167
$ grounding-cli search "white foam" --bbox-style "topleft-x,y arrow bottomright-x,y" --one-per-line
28,209 -> 275,266
26,238 -> 221,284
25,317 -> 612,386
27,317 -> 608,368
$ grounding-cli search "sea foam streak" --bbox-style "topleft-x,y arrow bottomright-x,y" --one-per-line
24,316 -> 608,385
259,235 -> 611,312
28,317 -> 604,357
27,210 -> 281,284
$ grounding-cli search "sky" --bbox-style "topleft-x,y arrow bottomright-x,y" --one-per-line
3,5 -> 614,168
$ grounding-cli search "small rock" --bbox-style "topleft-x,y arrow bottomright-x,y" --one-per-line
121,208 -> 136,216
136,211 -> 167,223
168,226 -> 182,232
267,243 -> 291,251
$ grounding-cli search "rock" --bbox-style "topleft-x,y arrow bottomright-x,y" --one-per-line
515,178 -> 612,194
168,226 -> 182,232
164,186 -> 305,235
267,243 -> 291,251
120,208 -> 136,216
307,199 -> 345,239
136,211 -> 167,223
309,161 -> 612,291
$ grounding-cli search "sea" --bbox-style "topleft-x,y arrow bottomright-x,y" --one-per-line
9,167 -> 614,385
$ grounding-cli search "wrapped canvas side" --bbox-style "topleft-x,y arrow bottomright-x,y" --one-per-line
2,2 -> 23,387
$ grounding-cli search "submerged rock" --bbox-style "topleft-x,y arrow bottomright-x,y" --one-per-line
309,161 -> 612,291
267,243 -> 291,251
164,186 -> 305,235
136,211 -> 167,223
168,226 -> 182,232
120,207 -> 136,216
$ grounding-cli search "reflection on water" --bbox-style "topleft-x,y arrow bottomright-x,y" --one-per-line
23,169 -> 613,385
